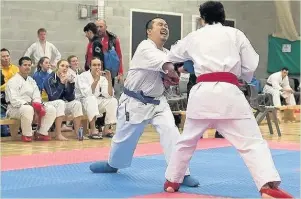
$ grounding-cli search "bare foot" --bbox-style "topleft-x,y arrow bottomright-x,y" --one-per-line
56,134 -> 69,141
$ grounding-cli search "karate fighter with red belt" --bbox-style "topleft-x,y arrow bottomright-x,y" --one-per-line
163,1 -> 293,198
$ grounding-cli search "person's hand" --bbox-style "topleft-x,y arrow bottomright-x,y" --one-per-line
60,73 -> 68,84
103,70 -> 112,81
117,74 -> 124,84
283,88 -> 294,93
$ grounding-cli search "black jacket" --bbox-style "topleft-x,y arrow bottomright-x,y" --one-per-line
85,35 -> 104,71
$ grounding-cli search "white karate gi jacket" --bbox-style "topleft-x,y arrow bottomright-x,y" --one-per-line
24,41 -> 61,65
5,73 -> 42,108
167,23 -> 259,119
74,70 -> 110,99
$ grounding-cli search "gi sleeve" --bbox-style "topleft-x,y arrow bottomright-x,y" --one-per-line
51,44 -> 62,66
24,43 -> 36,58
281,76 -> 291,90
100,78 -> 110,98
5,80 -> 29,107
237,30 -> 259,83
43,75 -> 64,101
75,73 -> 93,97
133,41 -> 170,72
167,35 -> 191,63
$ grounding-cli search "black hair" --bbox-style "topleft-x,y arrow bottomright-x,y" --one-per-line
18,56 -> 32,66
281,67 -> 289,72
83,22 -> 98,35
36,56 -> 49,71
0,48 -> 10,54
199,1 -> 226,25
145,17 -> 165,37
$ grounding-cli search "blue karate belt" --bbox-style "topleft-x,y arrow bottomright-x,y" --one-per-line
123,88 -> 160,105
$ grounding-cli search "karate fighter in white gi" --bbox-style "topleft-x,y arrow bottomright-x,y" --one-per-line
163,1 -> 293,198
89,17 -> 199,187
75,57 -> 118,138
263,68 -> 296,107
5,56 -> 57,142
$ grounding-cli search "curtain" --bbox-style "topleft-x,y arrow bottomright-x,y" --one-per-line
272,0 -> 300,41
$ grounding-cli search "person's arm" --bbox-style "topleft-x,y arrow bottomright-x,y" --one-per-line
51,44 -> 62,65
133,41 -> 171,73
5,79 -> 29,107
75,73 -> 93,97
237,30 -> 259,83
43,75 -> 64,101
64,82 -> 76,101
114,38 -> 123,75
30,78 -> 42,103
101,71 -> 113,97
24,43 -> 36,58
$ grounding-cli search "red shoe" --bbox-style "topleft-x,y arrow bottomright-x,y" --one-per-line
35,133 -> 51,141
164,180 -> 180,193
21,135 -> 32,142
260,187 -> 294,198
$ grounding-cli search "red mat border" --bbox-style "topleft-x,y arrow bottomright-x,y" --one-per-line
1,139 -> 299,171
132,192 -> 230,198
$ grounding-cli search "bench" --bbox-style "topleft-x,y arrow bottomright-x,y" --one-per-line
0,115 -> 89,141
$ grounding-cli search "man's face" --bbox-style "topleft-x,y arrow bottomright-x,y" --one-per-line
90,58 -> 102,74
147,18 -> 169,42
95,20 -> 107,37
38,31 -> 46,41
281,70 -> 288,78
1,51 -> 10,67
85,31 -> 93,40
19,60 -> 32,75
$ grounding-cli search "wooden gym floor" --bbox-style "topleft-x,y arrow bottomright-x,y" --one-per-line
1,111 -> 300,157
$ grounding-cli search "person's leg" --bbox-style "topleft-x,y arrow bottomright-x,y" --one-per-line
215,117 -> 292,198
98,97 -> 118,137
82,96 -> 101,138
46,100 -> 67,140
7,105 -> 34,141
65,100 -> 84,139
89,100 -> 148,173
164,117 -> 211,191
151,109 -> 200,187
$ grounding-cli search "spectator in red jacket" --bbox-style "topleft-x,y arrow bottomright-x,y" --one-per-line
95,19 -> 123,86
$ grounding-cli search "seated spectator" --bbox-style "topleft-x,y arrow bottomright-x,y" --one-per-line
67,55 -> 83,76
32,56 -> 51,100
5,57 -> 56,142
1,69 -> 10,137
44,59 -> 84,140
263,68 -> 296,106
0,48 -> 19,92
75,57 -> 117,139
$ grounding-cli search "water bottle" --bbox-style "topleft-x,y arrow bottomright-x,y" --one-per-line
78,127 -> 83,141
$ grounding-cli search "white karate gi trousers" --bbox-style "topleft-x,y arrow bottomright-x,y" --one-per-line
165,115 -> 281,191
44,100 -> 66,118
64,100 -> 83,118
80,96 -> 118,124
7,104 -> 56,136
263,85 -> 296,107
108,93 -> 190,176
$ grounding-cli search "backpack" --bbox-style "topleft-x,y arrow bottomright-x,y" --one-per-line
104,33 -> 120,78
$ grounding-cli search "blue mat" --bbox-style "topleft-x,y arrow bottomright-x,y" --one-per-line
1,147 -> 300,198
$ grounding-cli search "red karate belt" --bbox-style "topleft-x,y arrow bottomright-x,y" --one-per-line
196,72 -> 242,86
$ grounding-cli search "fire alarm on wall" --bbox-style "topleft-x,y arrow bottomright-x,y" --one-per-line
92,9 -> 98,15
